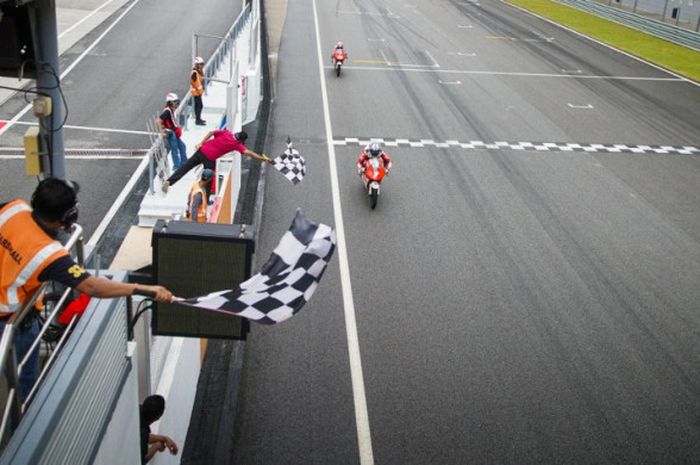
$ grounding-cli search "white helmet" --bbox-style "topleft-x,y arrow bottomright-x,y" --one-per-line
165,92 -> 179,103
336,41 -> 344,49
194,56 -> 204,65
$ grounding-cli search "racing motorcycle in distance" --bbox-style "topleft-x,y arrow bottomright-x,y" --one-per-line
333,49 -> 347,77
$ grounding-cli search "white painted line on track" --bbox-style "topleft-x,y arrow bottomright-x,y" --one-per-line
424,50 -> 440,68
332,137 -> 700,155
0,0 -> 142,138
458,24 -> 473,28
2,119 -> 155,136
438,79 -> 462,85
568,103 -> 594,109
500,0 -> 700,88
447,52 -> 477,57
313,1 -> 374,464
331,65 -> 686,82
57,0 -> 116,39
87,154 -> 149,247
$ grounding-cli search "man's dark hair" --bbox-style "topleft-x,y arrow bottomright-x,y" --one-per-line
234,131 -> 248,143
31,178 -> 79,222
141,395 -> 165,424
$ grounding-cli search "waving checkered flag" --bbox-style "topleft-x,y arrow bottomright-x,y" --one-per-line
180,210 -> 336,324
271,137 -> 306,184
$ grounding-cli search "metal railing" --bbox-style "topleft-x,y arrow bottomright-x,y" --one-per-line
145,115 -> 171,187
147,4 -> 253,194
0,273 -> 134,465
0,224 -> 86,447
556,0 -> 700,49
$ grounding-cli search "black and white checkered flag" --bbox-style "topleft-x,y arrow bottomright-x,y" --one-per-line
180,210 -> 336,324
272,137 -> 306,184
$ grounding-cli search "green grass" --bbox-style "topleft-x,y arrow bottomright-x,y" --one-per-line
504,0 -> 700,82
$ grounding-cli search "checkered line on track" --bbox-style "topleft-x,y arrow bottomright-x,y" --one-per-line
332,138 -> 700,155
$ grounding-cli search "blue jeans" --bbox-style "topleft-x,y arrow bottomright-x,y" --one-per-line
0,318 -> 40,402
166,132 -> 187,169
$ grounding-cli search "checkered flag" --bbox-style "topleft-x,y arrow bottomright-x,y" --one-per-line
271,137 -> 306,184
180,210 -> 336,324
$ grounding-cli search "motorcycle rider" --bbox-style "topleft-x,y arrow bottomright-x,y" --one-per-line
357,142 -> 392,184
331,41 -> 347,65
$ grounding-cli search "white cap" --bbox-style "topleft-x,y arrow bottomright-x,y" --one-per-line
165,92 -> 179,102
194,56 -> 204,65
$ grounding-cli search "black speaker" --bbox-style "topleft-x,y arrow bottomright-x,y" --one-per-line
152,220 -> 255,339
0,4 -> 37,79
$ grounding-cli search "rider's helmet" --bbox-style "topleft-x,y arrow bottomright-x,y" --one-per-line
368,142 -> 381,157
194,56 -> 204,66
336,41 -> 344,49
165,92 -> 180,104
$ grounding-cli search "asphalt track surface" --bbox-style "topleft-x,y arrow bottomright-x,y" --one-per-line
0,0 -> 241,240
233,0 -> 700,464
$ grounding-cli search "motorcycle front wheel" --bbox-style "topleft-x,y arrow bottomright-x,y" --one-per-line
336,63 -> 341,77
369,188 -> 378,209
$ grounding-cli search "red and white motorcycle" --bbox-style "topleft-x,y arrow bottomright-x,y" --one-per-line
358,146 -> 391,209
333,49 -> 347,77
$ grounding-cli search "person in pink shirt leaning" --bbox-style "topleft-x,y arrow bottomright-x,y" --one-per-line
162,129 -> 270,193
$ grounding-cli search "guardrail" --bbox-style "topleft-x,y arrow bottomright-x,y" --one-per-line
147,4 -> 253,193
556,0 -> 700,49
0,272 -> 135,465
0,224 -> 86,448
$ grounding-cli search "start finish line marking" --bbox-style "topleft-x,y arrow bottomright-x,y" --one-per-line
332,137 -> 700,155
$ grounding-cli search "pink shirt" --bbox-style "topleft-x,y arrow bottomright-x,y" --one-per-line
200,130 -> 248,160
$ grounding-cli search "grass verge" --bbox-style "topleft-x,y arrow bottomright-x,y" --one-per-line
503,0 -> 700,82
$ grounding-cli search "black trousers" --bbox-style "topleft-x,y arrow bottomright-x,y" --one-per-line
194,95 -> 204,122
167,150 -> 215,186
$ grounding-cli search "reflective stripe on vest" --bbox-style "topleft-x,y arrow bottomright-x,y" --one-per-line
1,201 -> 68,314
191,70 -> 204,97
0,203 -> 30,229
188,183 -> 208,222
6,242 -> 63,308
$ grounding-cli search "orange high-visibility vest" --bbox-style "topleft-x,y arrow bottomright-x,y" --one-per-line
0,200 -> 68,315
187,183 -> 208,222
191,69 -> 204,97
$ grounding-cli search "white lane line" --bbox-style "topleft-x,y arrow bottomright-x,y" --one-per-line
447,52 -> 477,57
331,65 -> 685,81
500,0 -> 700,88
332,137 -> 700,155
457,24 -> 473,28
87,154 -> 149,246
314,1 -> 374,464
2,120 -> 154,136
568,103 -> 594,109
424,50 -> 440,68
438,79 -> 462,85
0,0 -> 142,138
57,0 -> 116,39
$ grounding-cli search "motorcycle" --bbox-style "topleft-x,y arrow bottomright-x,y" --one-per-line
333,50 -> 346,77
360,156 -> 386,210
